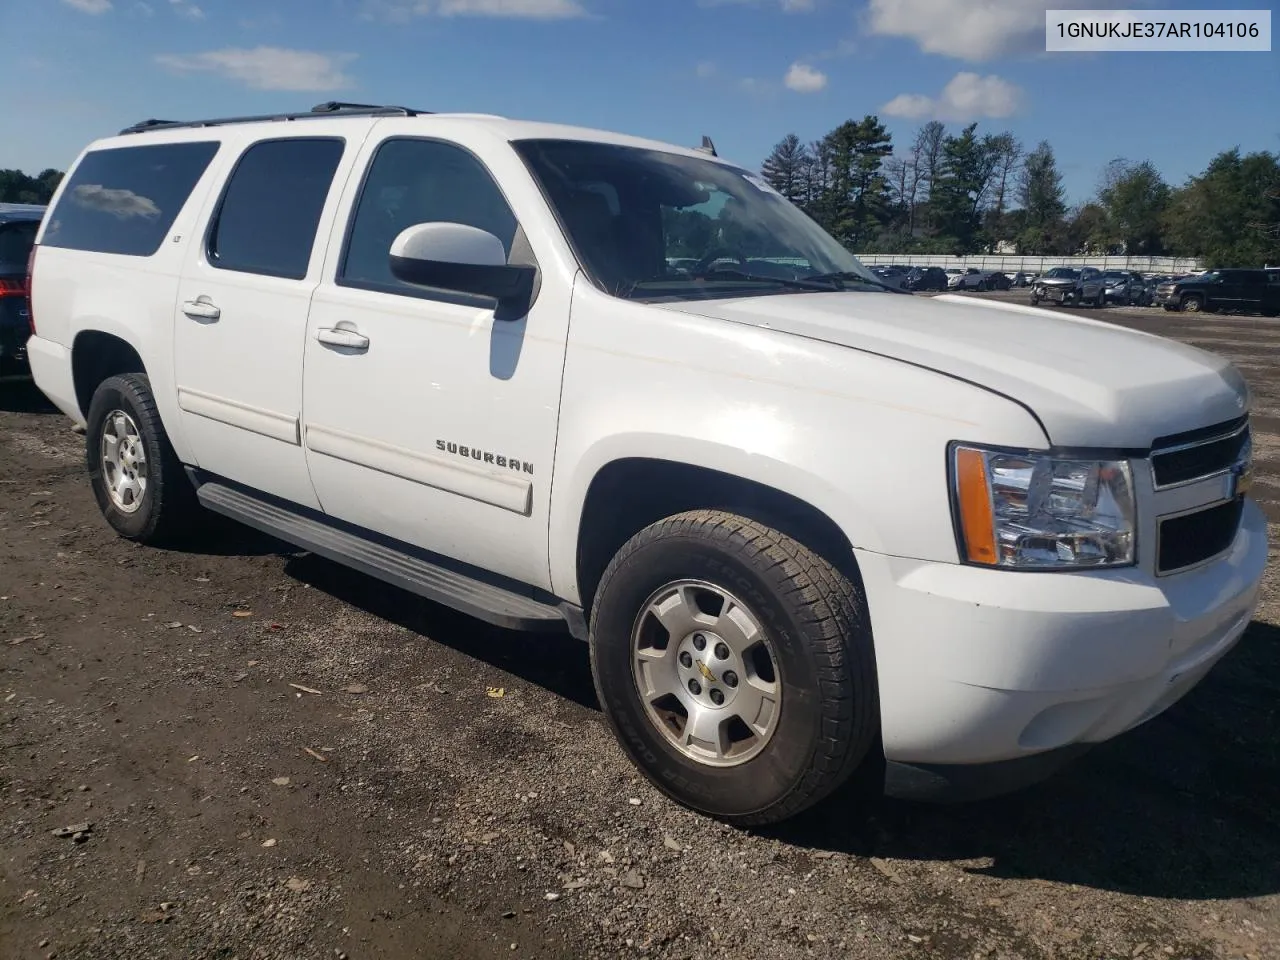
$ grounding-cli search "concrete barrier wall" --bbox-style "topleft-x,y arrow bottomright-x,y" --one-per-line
856,254 -> 1204,274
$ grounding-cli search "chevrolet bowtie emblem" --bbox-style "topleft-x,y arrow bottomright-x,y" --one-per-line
696,660 -> 716,683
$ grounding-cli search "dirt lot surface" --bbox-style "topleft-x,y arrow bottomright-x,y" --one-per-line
2,294 -> 1278,960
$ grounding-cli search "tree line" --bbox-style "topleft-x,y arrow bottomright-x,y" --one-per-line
0,169 -> 63,206
760,119 -> 1280,267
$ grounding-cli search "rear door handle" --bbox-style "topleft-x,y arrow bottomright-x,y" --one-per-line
316,327 -> 370,351
182,298 -> 220,321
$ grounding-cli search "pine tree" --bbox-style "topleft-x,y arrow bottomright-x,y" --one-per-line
760,134 -> 811,205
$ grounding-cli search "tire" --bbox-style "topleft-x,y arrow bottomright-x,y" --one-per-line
1029,294 -> 1040,306
1181,294 -> 1203,313
589,510 -> 877,826
976,281 -> 986,292
86,373 -> 199,544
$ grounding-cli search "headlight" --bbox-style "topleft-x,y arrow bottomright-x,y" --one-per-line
951,445 -> 1136,569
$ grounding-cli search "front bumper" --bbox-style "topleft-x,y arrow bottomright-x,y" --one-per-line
1032,284 -> 1075,301
857,497 -> 1266,781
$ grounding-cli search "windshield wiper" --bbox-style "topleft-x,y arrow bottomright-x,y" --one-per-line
700,268 -> 842,292
806,271 -> 912,294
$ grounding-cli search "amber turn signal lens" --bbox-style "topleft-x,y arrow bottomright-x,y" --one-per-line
955,447 -> 998,565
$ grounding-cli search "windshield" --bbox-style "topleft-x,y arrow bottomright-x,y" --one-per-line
1045,268 -> 1080,279
514,139 -> 879,301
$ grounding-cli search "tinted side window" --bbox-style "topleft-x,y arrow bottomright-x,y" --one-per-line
41,142 -> 219,257
208,138 -> 344,280
340,138 -> 517,296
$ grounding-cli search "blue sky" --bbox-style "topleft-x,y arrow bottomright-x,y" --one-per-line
4,0 -> 1276,203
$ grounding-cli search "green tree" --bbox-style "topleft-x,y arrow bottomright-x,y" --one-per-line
1064,203 -> 1112,254
1097,159 -> 1171,254
930,124 -> 1000,252
760,134 -> 812,206
1163,149 -> 1280,267
0,168 -> 64,204
1015,141 -> 1066,254
811,116 -> 894,249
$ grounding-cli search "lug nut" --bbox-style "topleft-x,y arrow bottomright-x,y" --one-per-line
688,679 -> 701,695
723,671 -> 739,688
709,689 -> 725,706
714,642 -> 730,661
692,633 -> 706,651
679,651 -> 693,668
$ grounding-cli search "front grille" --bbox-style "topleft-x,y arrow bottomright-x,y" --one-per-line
1157,498 -> 1243,573
1150,418 -> 1250,487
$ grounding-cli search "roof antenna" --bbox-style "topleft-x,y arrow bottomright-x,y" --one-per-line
696,136 -> 718,157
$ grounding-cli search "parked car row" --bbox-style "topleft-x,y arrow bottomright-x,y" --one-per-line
869,265 -> 1027,293
1022,265 -> 1280,316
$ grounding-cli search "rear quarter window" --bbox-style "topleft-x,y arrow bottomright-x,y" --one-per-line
41,141 -> 220,257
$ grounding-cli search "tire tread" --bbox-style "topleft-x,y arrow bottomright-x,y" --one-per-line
590,508 -> 877,826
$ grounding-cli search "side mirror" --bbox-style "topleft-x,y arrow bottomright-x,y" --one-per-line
388,222 -> 535,315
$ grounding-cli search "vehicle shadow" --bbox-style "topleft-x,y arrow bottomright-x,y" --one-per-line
282,551 -> 600,711
0,378 -> 57,414
157,515 -> 308,559
771,618 -> 1280,901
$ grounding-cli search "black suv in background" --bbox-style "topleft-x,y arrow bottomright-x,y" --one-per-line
0,204 -> 44,378
1155,268 -> 1280,316
904,265 -> 948,291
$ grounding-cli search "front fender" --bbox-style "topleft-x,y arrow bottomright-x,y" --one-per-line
547,281 -> 1048,604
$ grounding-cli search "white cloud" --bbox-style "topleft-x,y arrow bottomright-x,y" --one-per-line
695,61 -> 717,77
367,0 -> 585,18
71,185 -> 160,220
155,47 -> 356,91
170,0 -> 205,18
62,0 -> 113,13
132,1 -> 154,14
866,0 -> 1105,61
882,71 -> 1023,120
784,62 -> 827,93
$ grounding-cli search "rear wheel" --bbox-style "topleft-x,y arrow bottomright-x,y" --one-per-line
86,373 -> 199,544
589,510 -> 877,826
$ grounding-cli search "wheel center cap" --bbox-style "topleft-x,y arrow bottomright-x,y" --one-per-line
675,632 -> 743,710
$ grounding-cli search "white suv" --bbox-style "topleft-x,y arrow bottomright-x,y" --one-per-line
26,102 -> 1265,824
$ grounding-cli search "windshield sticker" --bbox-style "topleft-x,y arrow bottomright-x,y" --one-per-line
741,173 -> 784,198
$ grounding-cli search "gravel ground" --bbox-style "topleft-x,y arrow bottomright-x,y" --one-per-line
2,293 -> 1278,960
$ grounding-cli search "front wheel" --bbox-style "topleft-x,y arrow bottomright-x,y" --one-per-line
1181,294 -> 1204,313
589,510 -> 878,826
86,373 -> 199,544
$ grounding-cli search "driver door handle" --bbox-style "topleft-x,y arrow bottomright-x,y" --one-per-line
182,298 -> 221,321
316,327 -> 370,351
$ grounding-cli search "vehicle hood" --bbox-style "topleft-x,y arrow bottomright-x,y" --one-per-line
1037,276 -> 1078,287
657,291 -> 1248,448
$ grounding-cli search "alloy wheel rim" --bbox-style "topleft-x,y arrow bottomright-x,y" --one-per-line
630,580 -> 782,768
100,409 -> 147,514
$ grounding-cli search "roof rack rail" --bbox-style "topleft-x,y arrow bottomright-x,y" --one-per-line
118,101 -> 430,136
